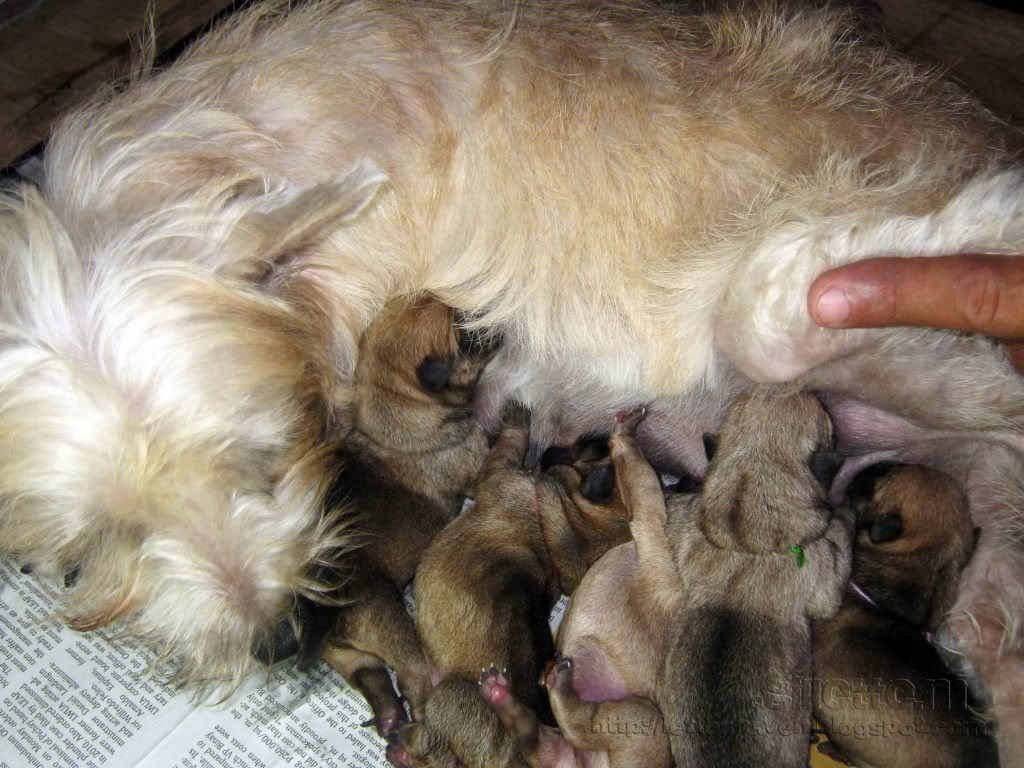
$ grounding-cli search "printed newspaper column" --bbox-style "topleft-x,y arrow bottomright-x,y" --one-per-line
0,559 -> 390,768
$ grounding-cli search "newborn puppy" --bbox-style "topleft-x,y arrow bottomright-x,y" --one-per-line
294,294 -> 496,734
479,408 -> 677,768
485,392 -> 848,768
814,463 -> 997,768
387,407 -> 631,767
661,388 -> 852,768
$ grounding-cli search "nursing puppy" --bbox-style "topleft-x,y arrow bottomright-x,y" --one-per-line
2,2 -> 1024,738
484,391 -> 849,768
386,408 -> 631,767
814,463 -> 997,768
293,294 -> 495,734
478,407 -> 676,768
661,388 -> 852,768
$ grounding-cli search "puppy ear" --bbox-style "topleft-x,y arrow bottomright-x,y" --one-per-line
868,512 -> 904,544
702,433 -> 718,461
417,357 -> 451,393
808,450 -> 843,488
229,160 -> 386,281
580,465 -> 615,503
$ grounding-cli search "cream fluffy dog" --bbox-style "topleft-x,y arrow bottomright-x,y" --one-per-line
1,0 -> 1023,748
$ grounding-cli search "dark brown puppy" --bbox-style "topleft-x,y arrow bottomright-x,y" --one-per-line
814,463 -> 997,768
387,407 -> 632,768
296,293 -> 496,735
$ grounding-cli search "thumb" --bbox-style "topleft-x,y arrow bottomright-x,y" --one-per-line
808,255 -> 1024,338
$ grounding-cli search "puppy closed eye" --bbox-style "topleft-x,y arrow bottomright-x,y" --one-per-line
417,357 -> 451,392
868,513 -> 904,544
580,465 -> 615,503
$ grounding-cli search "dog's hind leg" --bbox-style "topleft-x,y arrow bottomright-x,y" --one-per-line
716,170 -> 1024,386
541,658 -> 671,768
609,408 -> 681,606
330,579 -> 434,722
321,645 -> 406,738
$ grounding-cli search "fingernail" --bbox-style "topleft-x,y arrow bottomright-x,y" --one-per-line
814,287 -> 851,325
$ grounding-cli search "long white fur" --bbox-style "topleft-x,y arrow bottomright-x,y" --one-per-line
1,1 -> 1023,749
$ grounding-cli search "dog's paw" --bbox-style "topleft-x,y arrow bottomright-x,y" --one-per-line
541,656 -> 573,693
501,401 -> 531,429
386,723 -> 423,767
361,704 -> 408,740
614,406 -> 647,433
478,665 -> 512,706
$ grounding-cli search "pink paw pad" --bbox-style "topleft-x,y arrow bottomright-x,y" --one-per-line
385,744 -> 412,767
614,406 -> 647,431
478,665 -> 512,706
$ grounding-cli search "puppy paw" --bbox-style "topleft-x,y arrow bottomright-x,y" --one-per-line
455,321 -> 502,358
385,742 -> 413,767
478,665 -> 512,706
501,402 -> 531,428
541,656 -> 573,693
386,724 -> 422,767
830,503 -> 856,529
614,406 -> 647,434
361,705 -> 408,739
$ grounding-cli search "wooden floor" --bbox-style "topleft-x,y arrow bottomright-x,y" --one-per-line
877,0 -> 1024,125
0,0 -> 1022,170
0,0 -> 236,168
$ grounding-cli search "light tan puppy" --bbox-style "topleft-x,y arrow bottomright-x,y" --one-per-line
386,408 -> 631,767
289,294 -> 495,735
814,463 -> 997,768
2,4 -> 1023,742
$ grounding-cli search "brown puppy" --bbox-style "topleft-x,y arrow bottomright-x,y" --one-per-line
814,463 -> 997,768
294,293 -> 496,735
387,407 -> 632,767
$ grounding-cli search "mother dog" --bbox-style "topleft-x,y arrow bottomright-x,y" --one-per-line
0,0 -> 1021,756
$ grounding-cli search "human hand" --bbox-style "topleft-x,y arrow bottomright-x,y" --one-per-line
808,255 -> 1024,371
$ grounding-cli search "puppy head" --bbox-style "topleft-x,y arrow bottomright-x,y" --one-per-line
699,387 -> 841,553
353,294 -> 500,449
845,463 -> 976,628
0,165 -> 383,688
541,436 -> 632,557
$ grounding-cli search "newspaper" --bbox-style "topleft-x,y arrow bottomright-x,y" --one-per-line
0,557 -> 391,768
0,556 -> 568,768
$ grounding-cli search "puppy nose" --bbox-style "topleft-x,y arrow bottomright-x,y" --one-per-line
253,616 -> 299,665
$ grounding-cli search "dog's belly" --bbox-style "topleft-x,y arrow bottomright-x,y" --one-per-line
557,543 -> 667,704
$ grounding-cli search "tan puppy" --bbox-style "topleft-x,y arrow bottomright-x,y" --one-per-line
662,388 -> 852,768
814,463 -> 997,768
386,408 -> 631,767
292,294 -> 496,734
